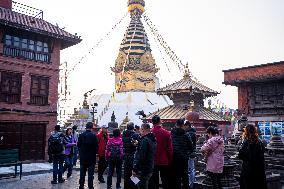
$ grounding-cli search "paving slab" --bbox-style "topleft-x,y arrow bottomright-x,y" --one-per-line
0,170 -> 124,189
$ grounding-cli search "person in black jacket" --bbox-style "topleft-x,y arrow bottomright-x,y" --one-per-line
122,122 -> 139,189
77,122 -> 99,189
170,118 -> 193,189
133,123 -> 157,189
185,121 -> 197,189
238,124 -> 267,189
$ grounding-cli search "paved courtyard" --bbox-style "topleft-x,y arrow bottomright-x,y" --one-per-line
0,170 -> 124,189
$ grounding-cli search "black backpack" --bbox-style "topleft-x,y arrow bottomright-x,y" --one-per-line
48,134 -> 64,155
110,144 -> 121,161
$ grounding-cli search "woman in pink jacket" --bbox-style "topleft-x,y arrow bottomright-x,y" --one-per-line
105,128 -> 124,189
201,126 -> 224,189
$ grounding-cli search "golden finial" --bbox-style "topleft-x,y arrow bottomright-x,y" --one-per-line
183,62 -> 190,79
128,0 -> 145,13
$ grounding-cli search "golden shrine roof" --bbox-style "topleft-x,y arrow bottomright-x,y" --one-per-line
146,105 -> 228,122
157,76 -> 219,97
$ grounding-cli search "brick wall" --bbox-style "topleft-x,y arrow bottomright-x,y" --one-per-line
0,113 -> 57,159
238,86 -> 250,115
224,62 -> 284,84
0,29 -> 61,160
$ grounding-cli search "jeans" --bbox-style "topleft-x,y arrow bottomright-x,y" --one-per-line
73,146 -> 78,166
52,154 -> 64,182
124,154 -> 137,189
107,159 -> 122,189
138,173 -> 152,189
188,158 -> 196,188
98,156 -> 108,180
63,155 -> 73,176
149,165 -> 171,189
207,171 -> 222,189
79,162 -> 95,189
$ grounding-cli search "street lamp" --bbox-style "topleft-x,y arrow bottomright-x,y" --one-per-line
91,103 -> 98,123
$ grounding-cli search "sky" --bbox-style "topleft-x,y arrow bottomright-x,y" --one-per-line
16,0 -> 284,112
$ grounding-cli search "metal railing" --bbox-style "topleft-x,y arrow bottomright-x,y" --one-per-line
12,1 -> 43,19
30,95 -> 48,106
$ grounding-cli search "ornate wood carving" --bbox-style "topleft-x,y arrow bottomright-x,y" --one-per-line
249,81 -> 284,115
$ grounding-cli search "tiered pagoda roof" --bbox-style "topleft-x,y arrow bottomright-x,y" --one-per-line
146,105 -> 227,123
157,65 -> 219,98
146,64 -> 228,126
119,14 -> 150,56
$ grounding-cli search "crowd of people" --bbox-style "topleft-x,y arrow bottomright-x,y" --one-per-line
47,115 -> 267,189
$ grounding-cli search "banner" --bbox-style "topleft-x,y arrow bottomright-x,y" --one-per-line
258,121 -> 284,141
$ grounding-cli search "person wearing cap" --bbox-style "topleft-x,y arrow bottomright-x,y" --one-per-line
77,122 -> 99,189
97,125 -> 109,183
149,115 -> 173,189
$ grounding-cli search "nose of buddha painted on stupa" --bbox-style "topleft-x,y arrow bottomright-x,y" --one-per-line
128,0 -> 145,13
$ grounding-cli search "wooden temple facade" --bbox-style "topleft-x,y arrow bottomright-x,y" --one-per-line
223,61 -> 284,122
224,61 -> 284,140
146,64 -> 230,136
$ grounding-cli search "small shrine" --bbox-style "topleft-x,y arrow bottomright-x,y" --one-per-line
146,64 -> 230,135
108,111 -> 119,134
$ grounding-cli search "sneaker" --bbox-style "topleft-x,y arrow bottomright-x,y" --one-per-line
51,180 -> 57,184
58,179 -> 65,183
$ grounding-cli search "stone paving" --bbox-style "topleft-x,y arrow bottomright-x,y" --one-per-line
0,170 -> 124,189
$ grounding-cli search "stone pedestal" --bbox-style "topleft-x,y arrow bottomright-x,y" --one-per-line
265,134 -> 284,187
195,145 -> 240,189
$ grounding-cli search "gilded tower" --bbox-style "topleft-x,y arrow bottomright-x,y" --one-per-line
111,0 -> 159,93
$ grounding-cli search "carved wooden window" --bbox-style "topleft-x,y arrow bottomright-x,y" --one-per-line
0,71 -> 22,104
30,76 -> 49,106
3,34 -> 50,63
251,82 -> 284,114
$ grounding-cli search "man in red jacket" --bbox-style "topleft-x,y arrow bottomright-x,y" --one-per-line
97,125 -> 109,183
149,115 -> 173,189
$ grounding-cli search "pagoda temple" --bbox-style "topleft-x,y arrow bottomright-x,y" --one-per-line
88,0 -> 170,126
146,64 -> 230,135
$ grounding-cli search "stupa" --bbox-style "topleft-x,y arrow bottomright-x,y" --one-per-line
88,0 -> 171,126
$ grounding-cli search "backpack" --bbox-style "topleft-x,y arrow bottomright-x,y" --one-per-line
48,134 -> 64,155
109,144 -> 121,161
